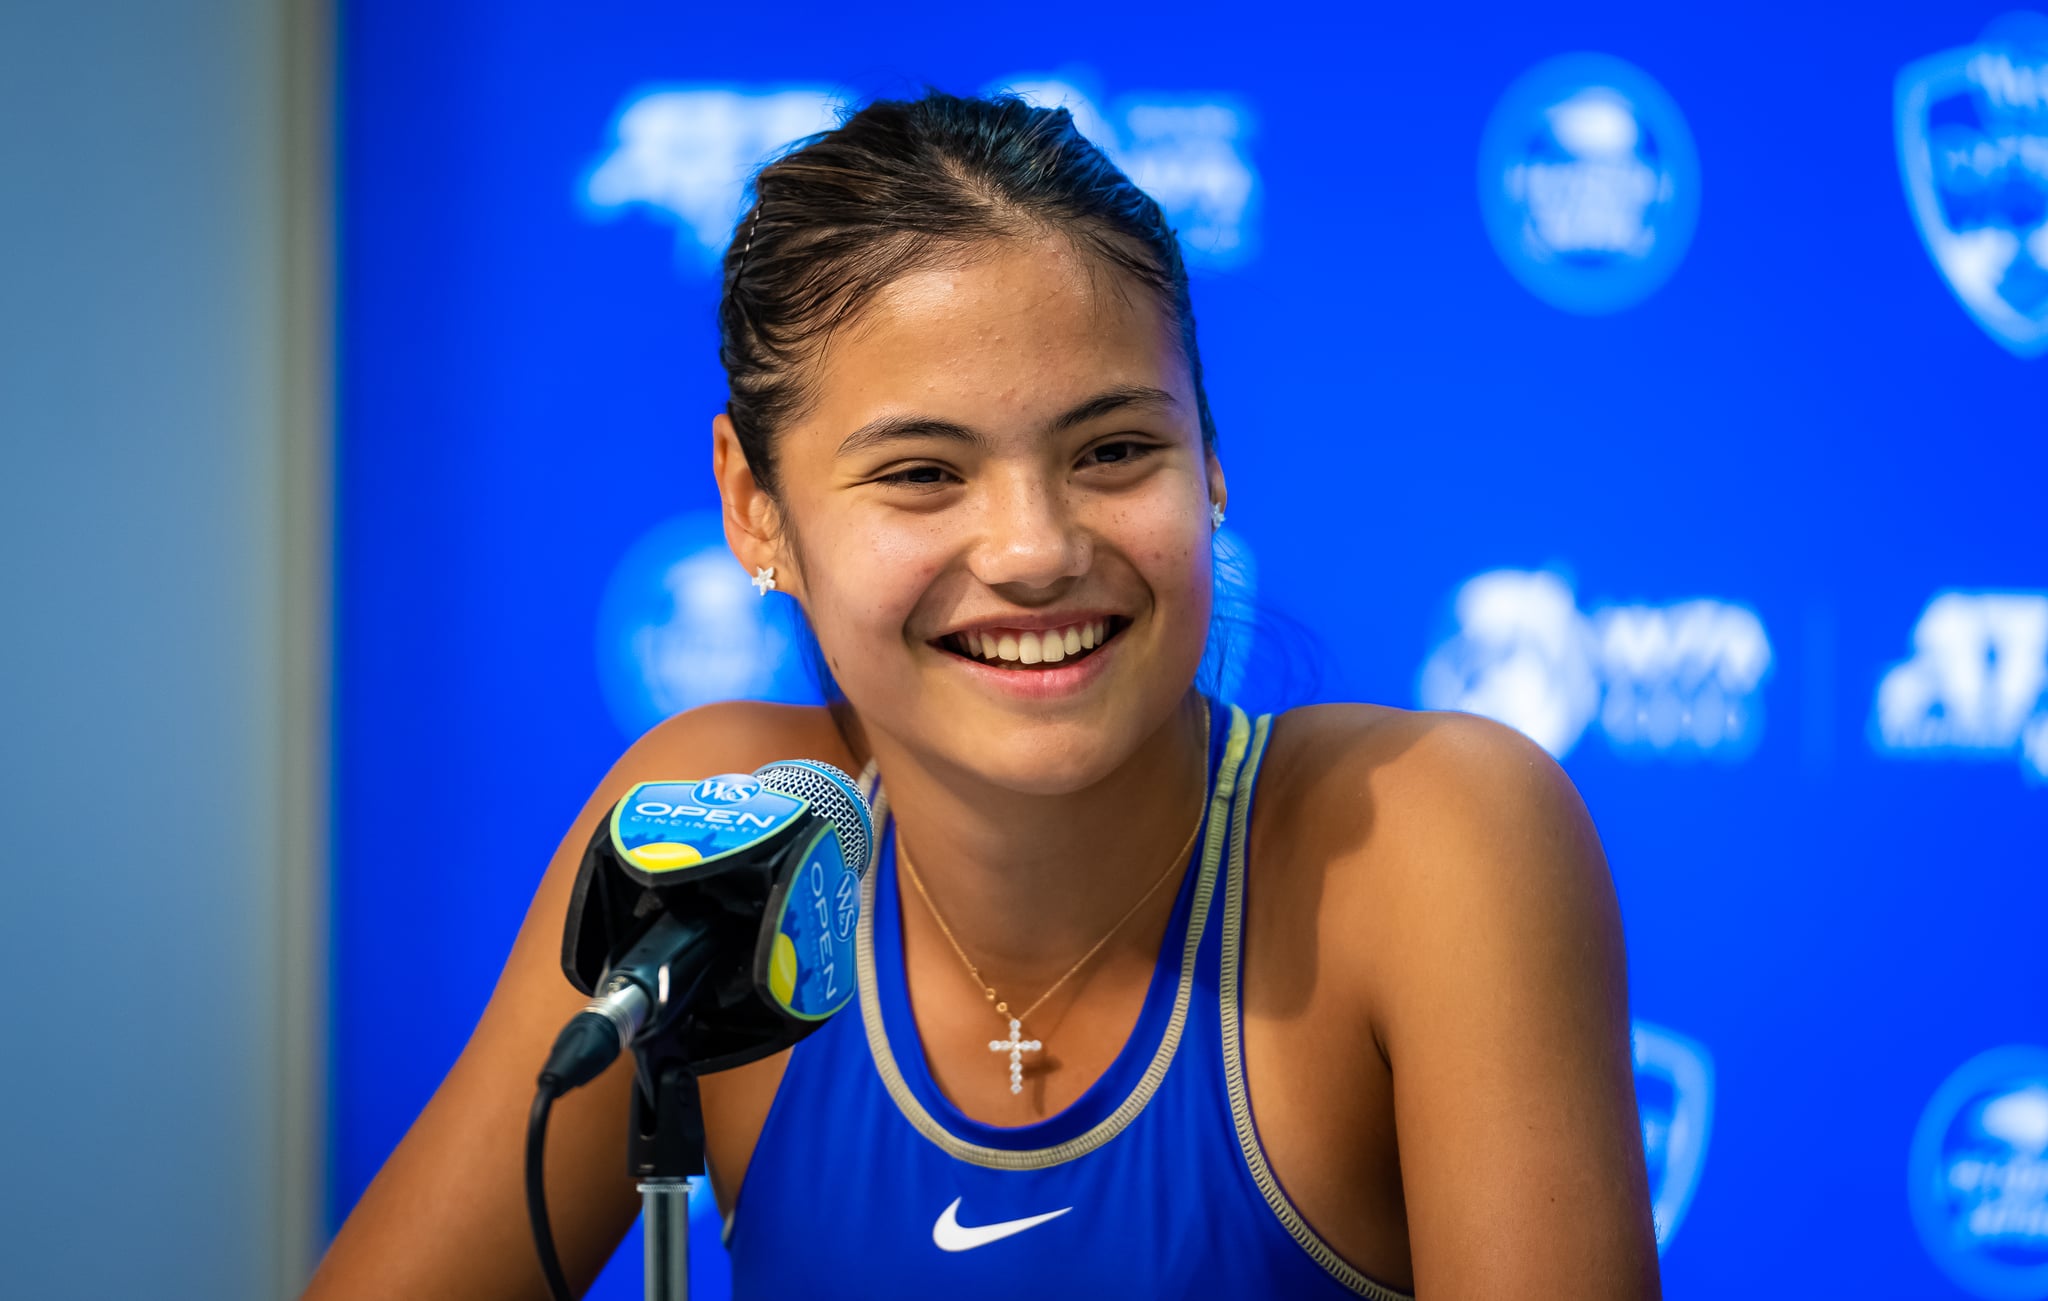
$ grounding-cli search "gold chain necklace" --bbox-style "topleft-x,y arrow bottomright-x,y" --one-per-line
892,710 -> 1210,1096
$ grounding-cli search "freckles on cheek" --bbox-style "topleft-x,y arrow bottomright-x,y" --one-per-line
833,530 -> 949,642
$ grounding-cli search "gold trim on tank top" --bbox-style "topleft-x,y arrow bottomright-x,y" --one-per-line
1218,713 -> 1415,1301
855,704 -> 1254,1170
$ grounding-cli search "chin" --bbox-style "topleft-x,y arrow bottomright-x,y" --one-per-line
899,639 -> 1205,796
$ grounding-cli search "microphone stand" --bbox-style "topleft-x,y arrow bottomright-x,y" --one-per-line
630,1042 -> 705,1301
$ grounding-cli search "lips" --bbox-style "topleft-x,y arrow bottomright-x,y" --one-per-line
935,617 -> 1126,669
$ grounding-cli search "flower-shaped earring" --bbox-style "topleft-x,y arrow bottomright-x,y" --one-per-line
751,565 -> 777,596
1210,502 -> 1226,530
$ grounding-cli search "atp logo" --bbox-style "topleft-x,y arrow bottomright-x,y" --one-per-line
1897,13 -> 2048,359
1477,54 -> 1701,314
1873,591 -> 2048,783
1633,1020 -> 1713,1256
1911,1046 -> 2048,1299
583,75 -> 1259,272
594,511 -> 820,741
1417,569 -> 1772,760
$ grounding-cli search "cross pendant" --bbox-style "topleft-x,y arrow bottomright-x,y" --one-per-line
988,1017 -> 1042,1096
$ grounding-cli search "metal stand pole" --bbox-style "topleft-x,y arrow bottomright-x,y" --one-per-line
640,1176 -> 691,1301
629,1061 -> 704,1301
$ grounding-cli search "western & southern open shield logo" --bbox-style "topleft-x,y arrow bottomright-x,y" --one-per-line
1633,1020 -> 1714,1255
1897,13 -> 2048,359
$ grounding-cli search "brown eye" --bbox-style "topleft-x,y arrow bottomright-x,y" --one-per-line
1086,441 -> 1153,466
880,464 -> 953,487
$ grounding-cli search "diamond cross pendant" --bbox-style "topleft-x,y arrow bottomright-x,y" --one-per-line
988,1017 -> 1042,1096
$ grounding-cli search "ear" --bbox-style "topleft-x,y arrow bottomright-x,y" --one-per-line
712,413 -> 800,597
1205,449 -> 1227,521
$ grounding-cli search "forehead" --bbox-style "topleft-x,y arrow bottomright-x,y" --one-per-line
804,236 -> 1189,440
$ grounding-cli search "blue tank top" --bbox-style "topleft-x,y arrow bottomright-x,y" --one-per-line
728,702 -> 1411,1300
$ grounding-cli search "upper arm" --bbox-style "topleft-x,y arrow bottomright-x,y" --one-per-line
305,701 -> 845,1300
1360,713 -> 1658,1299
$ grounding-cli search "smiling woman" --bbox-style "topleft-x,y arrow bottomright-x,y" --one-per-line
306,92 -> 1661,1300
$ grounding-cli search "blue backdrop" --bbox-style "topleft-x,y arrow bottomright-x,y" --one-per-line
336,4 -> 2048,1296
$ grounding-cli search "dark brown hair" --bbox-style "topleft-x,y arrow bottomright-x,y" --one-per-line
718,89 -> 1218,497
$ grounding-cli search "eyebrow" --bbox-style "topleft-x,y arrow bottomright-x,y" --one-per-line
834,384 -> 1179,459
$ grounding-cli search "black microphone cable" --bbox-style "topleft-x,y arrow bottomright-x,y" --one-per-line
527,1078 -> 576,1301
525,977 -> 656,1301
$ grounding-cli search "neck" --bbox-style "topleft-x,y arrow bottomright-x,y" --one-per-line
869,692 -> 1213,984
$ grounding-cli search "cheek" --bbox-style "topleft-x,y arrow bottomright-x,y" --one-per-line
800,516 -> 950,645
1110,505 -> 1212,615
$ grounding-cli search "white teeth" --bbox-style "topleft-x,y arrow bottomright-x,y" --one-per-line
951,620 -> 1113,666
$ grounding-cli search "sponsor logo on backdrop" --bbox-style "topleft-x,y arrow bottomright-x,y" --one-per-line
987,75 -> 1258,268
1911,1045 -> 2048,1299
594,511 -> 819,740
1897,13 -> 2048,359
1418,569 -> 1772,760
583,76 -> 1258,271
1874,591 -> 2048,783
1633,1020 -> 1714,1255
583,88 -> 843,268
1477,54 -> 1701,314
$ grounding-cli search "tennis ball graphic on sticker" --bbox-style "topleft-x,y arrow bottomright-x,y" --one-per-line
624,841 -> 702,873
768,933 -> 800,1008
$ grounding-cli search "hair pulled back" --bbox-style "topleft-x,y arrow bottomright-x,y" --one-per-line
719,90 -> 1218,497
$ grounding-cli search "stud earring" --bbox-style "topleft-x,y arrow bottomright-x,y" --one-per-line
751,565 -> 777,596
1210,502 -> 1226,530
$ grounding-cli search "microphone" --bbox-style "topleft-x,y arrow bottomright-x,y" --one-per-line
540,758 -> 875,1091
525,758 -> 874,1301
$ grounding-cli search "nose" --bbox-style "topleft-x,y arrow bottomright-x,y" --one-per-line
965,470 -> 1089,595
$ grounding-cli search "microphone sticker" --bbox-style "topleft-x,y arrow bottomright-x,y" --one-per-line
613,778 -> 806,877
766,830 -> 862,1020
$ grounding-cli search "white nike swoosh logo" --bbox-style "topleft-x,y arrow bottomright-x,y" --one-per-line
931,1196 -> 1073,1252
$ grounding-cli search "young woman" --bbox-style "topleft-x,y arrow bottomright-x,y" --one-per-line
308,92 -> 1660,1299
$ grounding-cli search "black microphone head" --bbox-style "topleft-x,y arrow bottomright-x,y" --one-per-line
753,759 -> 874,878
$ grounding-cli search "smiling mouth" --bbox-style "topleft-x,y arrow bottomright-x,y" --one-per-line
935,617 -> 1127,670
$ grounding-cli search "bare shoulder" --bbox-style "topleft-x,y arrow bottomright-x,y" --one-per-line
1254,703 -> 1617,1008
1251,705 -> 1655,1294
1261,701 -> 1589,837
618,699 -> 858,783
